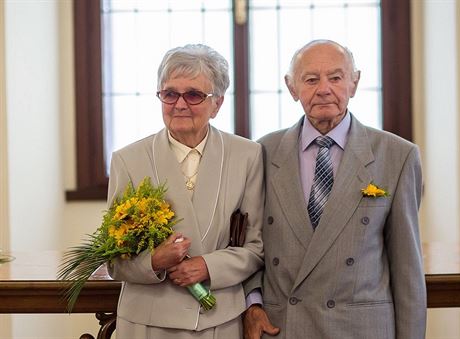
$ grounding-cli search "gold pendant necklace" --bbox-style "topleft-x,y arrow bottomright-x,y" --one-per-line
185,178 -> 195,190
185,171 -> 198,190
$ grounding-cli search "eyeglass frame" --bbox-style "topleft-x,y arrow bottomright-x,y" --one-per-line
156,90 -> 215,105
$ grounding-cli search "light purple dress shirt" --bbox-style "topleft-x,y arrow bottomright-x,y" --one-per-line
299,112 -> 351,204
246,112 -> 352,308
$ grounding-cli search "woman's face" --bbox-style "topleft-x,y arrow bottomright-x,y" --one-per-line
160,73 -> 223,147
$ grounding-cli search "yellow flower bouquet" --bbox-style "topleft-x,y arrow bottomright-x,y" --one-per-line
58,177 -> 216,312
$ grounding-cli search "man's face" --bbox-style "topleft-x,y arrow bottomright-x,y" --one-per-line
286,43 -> 360,133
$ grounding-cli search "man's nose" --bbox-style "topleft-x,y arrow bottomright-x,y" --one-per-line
316,78 -> 331,95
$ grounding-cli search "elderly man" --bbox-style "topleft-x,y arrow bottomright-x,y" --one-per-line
243,40 -> 426,339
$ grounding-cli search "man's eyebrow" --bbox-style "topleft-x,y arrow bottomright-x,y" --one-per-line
300,72 -> 319,80
327,68 -> 345,75
300,68 -> 345,79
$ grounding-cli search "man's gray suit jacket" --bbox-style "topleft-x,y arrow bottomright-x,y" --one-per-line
257,114 -> 426,339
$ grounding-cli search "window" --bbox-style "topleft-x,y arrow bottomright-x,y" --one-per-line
67,0 -> 412,200
248,1 -> 382,140
100,1 -> 235,170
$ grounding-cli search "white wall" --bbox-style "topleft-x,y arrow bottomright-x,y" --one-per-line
1,0 -> 460,338
412,0 -> 460,338
5,0 -> 62,251
0,2 -> 12,338
1,0 -> 10,252
2,0 -> 104,338
419,0 -> 459,243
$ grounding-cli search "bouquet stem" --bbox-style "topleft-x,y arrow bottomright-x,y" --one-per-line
187,283 -> 216,311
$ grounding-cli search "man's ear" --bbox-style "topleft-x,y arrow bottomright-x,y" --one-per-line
210,96 -> 224,119
285,75 -> 299,101
350,70 -> 361,98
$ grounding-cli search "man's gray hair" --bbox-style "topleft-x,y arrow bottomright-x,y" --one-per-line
157,44 -> 230,97
286,39 -> 359,81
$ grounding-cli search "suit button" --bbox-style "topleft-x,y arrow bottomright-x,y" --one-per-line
289,297 -> 299,305
346,257 -> 355,266
361,216 -> 369,225
326,300 -> 335,308
272,257 -> 279,266
267,216 -> 274,224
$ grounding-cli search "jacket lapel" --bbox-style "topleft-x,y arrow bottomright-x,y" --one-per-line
151,129 -> 205,256
271,119 -> 313,250
292,115 -> 375,290
192,126 -> 224,243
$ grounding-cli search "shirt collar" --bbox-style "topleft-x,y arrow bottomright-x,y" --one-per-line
301,111 -> 351,151
168,129 -> 208,163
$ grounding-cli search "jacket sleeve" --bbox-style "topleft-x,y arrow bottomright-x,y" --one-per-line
202,144 -> 265,290
385,145 -> 426,338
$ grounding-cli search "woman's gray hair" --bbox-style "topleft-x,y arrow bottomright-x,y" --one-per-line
157,44 -> 230,97
286,39 -> 359,82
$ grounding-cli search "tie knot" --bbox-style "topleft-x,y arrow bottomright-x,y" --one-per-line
187,148 -> 200,158
315,136 -> 334,149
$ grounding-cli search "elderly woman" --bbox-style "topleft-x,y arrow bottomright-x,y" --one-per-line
107,44 -> 264,338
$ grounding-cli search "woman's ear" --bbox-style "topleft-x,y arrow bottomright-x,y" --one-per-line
210,96 -> 224,118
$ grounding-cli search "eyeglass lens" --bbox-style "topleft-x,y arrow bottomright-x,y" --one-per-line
157,90 -> 211,105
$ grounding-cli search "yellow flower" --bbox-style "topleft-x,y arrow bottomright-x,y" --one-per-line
154,210 -> 168,225
136,197 -> 150,214
161,202 -> 175,219
113,204 -> 128,220
361,183 -> 389,197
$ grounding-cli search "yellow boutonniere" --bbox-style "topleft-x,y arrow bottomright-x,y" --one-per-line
361,182 -> 390,197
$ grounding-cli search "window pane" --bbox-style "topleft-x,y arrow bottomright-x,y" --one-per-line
348,89 -> 381,128
105,94 -> 164,155
251,93 -> 280,140
279,8 -> 313,71
250,9 -> 280,92
212,93 -> 234,133
311,6 -> 346,42
347,5 -> 380,88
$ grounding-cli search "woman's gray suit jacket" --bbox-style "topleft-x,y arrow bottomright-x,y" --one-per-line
107,126 -> 264,331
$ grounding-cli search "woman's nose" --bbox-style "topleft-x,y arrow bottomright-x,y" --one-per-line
174,95 -> 189,108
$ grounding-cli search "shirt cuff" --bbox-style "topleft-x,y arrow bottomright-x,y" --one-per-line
246,288 -> 263,309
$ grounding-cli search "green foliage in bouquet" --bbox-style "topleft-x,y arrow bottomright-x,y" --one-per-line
58,177 -> 179,312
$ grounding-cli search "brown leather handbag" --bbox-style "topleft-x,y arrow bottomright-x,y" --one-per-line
229,209 -> 248,247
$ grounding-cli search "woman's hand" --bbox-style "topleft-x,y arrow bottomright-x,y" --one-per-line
168,256 -> 210,287
150,233 -> 191,271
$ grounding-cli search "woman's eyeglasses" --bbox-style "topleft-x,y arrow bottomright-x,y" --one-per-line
156,90 -> 214,105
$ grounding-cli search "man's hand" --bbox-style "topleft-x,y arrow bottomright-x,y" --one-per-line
243,305 -> 280,339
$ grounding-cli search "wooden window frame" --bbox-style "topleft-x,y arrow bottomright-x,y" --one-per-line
66,0 -> 412,200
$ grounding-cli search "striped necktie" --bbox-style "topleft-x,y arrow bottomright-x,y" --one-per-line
307,136 -> 335,229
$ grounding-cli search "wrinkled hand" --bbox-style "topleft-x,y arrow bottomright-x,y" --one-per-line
243,305 -> 280,339
150,233 -> 191,271
168,256 -> 210,287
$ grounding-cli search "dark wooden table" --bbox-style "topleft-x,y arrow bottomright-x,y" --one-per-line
423,242 -> 460,308
0,251 -> 120,339
0,243 -> 459,337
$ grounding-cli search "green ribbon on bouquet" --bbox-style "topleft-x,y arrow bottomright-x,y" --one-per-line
187,283 -> 216,311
